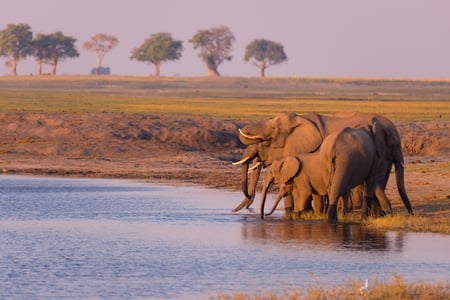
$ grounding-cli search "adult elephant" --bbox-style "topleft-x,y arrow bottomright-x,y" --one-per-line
232,111 -> 413,215
260,127 -> 378,222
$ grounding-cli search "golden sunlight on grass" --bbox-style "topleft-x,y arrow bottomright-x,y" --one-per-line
362,214 -> 450,234
1,76 -> 449,121
212,276 -> 450,299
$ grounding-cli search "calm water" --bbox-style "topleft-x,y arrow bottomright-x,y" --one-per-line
0,175 -> 449,299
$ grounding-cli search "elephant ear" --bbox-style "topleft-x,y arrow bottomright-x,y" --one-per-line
284,117 -> 324,154
279,156 -> 301,184
370,121 -> 401,160
267,113 -> 302,148
369,121 -> 388,160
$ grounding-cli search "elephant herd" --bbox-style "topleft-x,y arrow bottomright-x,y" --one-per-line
232,111 -> 414,222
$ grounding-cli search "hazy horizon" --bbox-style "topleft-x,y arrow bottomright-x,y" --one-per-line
1,0 -> 449,78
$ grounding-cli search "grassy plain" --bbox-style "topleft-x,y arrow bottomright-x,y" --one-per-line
1,76 -> 449,299
1,75 -> 449,121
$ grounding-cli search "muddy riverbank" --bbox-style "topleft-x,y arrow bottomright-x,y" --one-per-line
1,112 -> 449,215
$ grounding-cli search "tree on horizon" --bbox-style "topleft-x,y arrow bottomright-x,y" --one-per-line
45,32 -> 79,76
82,33 -> 119,75
244,39 -> 287,77
189,25 -> 235,77
130,32 -> 183,77
0,23 -> 33,76
32,33 -> 53,75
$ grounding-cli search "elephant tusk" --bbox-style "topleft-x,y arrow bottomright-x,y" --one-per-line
247,162 -> 261,173
232,156 -> 250,165
239,128 -> 263,140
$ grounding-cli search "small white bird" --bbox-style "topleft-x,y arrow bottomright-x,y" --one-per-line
359,279 -> 369,295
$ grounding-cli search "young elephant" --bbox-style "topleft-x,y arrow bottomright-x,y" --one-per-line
260,127 -> 377,222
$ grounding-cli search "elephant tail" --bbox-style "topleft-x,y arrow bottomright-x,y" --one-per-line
327,155 -> 337,192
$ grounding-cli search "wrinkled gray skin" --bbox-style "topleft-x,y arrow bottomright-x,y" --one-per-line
233,111 -> 413,215
260,127 -> 378,222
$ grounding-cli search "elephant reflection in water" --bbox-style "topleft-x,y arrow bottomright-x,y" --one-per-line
240,221 -> 405,252
233,111 -> 413,218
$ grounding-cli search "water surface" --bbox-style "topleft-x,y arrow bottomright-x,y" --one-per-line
0,175 -> 448,299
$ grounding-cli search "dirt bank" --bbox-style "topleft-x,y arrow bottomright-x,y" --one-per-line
1,112 -> 449,212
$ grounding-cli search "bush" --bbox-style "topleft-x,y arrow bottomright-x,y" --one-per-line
90,66 -> 110,75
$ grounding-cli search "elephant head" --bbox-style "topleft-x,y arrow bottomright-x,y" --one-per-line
260,156 -> 301,219
239,113 -> 324,153
234,113 -> 324,211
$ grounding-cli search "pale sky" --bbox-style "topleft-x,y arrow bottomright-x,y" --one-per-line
1,0 -> 449,78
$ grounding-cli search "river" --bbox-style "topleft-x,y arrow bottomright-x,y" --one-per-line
0,175 -> 448,299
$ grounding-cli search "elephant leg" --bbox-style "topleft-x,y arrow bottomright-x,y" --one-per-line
327,203 -> 338,223
283,195 -> 294,216
303,196 -> 313,212
349,186 -> 363,209
374,185 -> 392,214
327,194 -> 339,222
363,193 -> 379,219
339,193 -> 351,215
312,194 -> 325,215
369,197 -> 383,217
363,164 -> 379,218
361,196 -> 368,218
337,197 -> 343,214
362,195 -> 372,219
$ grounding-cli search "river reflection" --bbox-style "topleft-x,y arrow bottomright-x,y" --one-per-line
0,176 -> 448,299
240,219 -> 404,252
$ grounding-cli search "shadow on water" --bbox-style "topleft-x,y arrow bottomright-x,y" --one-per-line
239,217 -> 404,252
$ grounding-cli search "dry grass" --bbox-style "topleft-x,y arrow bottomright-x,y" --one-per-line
362,214 -> 450,234
212,276 -> 450,299
1,76 -> 449,121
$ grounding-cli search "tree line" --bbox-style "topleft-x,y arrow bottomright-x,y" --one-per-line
0,23 -> 287,77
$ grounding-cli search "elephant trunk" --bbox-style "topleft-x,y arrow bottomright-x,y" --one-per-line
241,161 -> 252,199
265,192 -> 284,217
232,196 -> 253,212
232,160 -> 262,212
394,162 -> 414,214
231,162 -> 253,212
260,177 -> 274,219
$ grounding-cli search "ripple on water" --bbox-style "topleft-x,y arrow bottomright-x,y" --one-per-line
0,175 -> 449,299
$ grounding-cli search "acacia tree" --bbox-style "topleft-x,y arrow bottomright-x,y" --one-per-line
32,33 -> 53,75
82,33 -> 119,75
189,25 -> 235,77
244,39 -> 287,77
0,23 -> 33,76
130,32 -> 183,77
45,31 -> 79,75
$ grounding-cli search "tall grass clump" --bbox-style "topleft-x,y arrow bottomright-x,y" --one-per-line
212,276 -> 450,299
362,214 -> 450,234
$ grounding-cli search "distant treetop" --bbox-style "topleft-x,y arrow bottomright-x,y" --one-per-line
189,25 -> 235,77
83,33 -> 119,75
244,39 -> 287,77
130,32 -> 183,77
0,23 -> 33,76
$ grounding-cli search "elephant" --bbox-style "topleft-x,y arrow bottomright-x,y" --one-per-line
260,127 -> 378,222
232,111 -> 413,216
